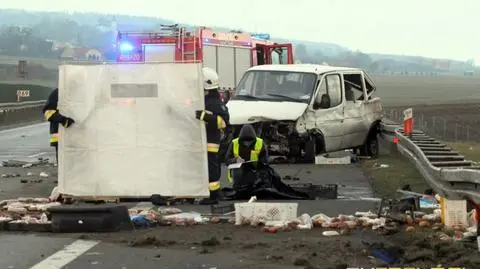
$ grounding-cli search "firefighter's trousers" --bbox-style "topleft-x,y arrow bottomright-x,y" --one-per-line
207,152 -> 221,192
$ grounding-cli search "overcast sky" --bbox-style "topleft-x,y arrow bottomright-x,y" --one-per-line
2,0 -> 479,63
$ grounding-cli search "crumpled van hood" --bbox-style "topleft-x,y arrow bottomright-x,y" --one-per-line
226,100 -> 308,125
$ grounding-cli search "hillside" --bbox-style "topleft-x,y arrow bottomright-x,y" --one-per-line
0,8 -> 475,74
0,9 -> 453,61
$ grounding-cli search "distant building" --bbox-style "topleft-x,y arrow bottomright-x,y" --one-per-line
50,40 -> 74,51
433,59 -> 451,70
60,48 -> 104,61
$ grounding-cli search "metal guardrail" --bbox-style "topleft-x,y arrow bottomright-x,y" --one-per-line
0,100 -> 45,127
380,120 -> 480,204
0,100 -> 45,110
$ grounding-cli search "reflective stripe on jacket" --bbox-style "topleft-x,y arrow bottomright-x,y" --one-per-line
227,137 -> 263,182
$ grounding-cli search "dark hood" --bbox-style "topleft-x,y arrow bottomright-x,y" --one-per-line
238,124 -> 256,142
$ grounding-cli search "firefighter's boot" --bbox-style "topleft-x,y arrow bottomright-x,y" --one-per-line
199,190 -> 221,205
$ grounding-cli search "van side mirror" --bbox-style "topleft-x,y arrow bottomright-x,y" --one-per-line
313,94 -> 330,109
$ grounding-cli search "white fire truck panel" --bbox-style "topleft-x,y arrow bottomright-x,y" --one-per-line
234,48 -> 252,86
202,45 -> 252,89
217,46 -> 235,89
203,45 -> 217,71
144,44 -> 176,63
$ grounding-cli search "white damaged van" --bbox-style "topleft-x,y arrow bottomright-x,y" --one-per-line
226,64 -> 383,163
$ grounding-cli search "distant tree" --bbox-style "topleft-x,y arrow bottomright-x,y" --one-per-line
369,61 -> 380,72
312,50 -> 325,64
294,44 -> 309,63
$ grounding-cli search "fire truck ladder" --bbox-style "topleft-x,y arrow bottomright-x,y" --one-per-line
153,24 -> 196,63
179,27 -> 197,62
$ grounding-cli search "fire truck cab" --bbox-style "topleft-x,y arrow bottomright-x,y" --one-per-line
116,25 -> 293,102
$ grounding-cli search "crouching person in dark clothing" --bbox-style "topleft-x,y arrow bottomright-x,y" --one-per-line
225,124 -> 268,199
224,124 -> 311,200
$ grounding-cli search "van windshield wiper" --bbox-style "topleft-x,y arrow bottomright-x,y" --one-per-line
266,93 -> 301,102
234,94 -> 260,100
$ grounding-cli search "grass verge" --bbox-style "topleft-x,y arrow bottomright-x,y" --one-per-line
362,145 -> 429,198
363,140 -> 480,198
444,141 -> 480,162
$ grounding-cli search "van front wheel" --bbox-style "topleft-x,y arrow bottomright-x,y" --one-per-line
303,136 -> 316,163
361,134 -> 379,158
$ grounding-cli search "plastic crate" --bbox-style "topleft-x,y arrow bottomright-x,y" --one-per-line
440,197 -> 468,227
289,183 -> 338,199
234,202 -> 297,225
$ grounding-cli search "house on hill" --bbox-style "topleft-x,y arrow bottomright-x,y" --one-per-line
60,48 -> 104,61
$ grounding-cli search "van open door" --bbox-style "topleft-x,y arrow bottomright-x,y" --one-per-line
253,43 -> 294,65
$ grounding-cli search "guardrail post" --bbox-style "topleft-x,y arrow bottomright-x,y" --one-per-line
403,108 -> 413,137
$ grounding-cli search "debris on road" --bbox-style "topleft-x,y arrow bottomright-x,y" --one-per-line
1,173 -> 20,178
0,197 -> 61,231
2,158 -> 50,168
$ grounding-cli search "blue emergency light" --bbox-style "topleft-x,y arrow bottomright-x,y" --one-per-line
119,42 -> 134,53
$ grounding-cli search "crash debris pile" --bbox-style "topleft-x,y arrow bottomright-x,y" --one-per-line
1,158 -> 50,168
129,207 -> 235,227
0,197 -> 61,231
1,158 -> 52,183
127,202 -> 477,241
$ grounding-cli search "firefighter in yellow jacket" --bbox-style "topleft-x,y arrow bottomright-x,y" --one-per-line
42,88 -> 75,163
195,67 -> 230,205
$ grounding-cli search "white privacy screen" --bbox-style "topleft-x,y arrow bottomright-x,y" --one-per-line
57,63 -> 209,197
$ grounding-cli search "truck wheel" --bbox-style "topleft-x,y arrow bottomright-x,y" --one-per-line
363,134 -> 379,158
303,137 -> 316,163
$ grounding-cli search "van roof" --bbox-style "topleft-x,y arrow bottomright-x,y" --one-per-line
248,64 -> 362,74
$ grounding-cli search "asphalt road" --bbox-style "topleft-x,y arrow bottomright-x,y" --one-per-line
0,122 -> 55,162
0,232 -> 250,269
0,123 -> 380,269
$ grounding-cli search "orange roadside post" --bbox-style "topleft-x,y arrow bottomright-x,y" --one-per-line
403,108 -> 413,136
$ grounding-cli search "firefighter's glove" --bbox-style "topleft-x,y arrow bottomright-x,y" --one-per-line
61,117 -> 75,128
195,110 -> 214,121
235,157 -> 245,163
195,110 -> 203,120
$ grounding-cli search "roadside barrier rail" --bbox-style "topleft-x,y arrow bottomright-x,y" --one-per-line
0,100 -> 45,127
381,120 -> 480,204
0,100 -> 45,110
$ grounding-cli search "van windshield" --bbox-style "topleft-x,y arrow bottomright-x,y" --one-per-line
233,70 -> 317,103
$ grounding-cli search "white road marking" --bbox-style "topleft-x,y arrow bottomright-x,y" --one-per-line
29,239 -> 100,269
0,122 -> 48,134
28,152 -> 47,158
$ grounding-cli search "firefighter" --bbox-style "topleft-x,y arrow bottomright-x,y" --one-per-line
195,67 -> 230,205
42,88 -> 75,163
225,124 -> 268,199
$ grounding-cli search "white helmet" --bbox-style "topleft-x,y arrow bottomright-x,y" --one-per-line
202,67 -> 220,90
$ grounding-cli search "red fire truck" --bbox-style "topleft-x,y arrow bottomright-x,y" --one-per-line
116,24 -> 294,102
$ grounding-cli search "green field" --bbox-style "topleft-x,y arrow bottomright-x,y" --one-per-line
0,55 -> 61,70
0,83 -> 53,103
1,55 -> 479,107
373,75 -> 480,107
